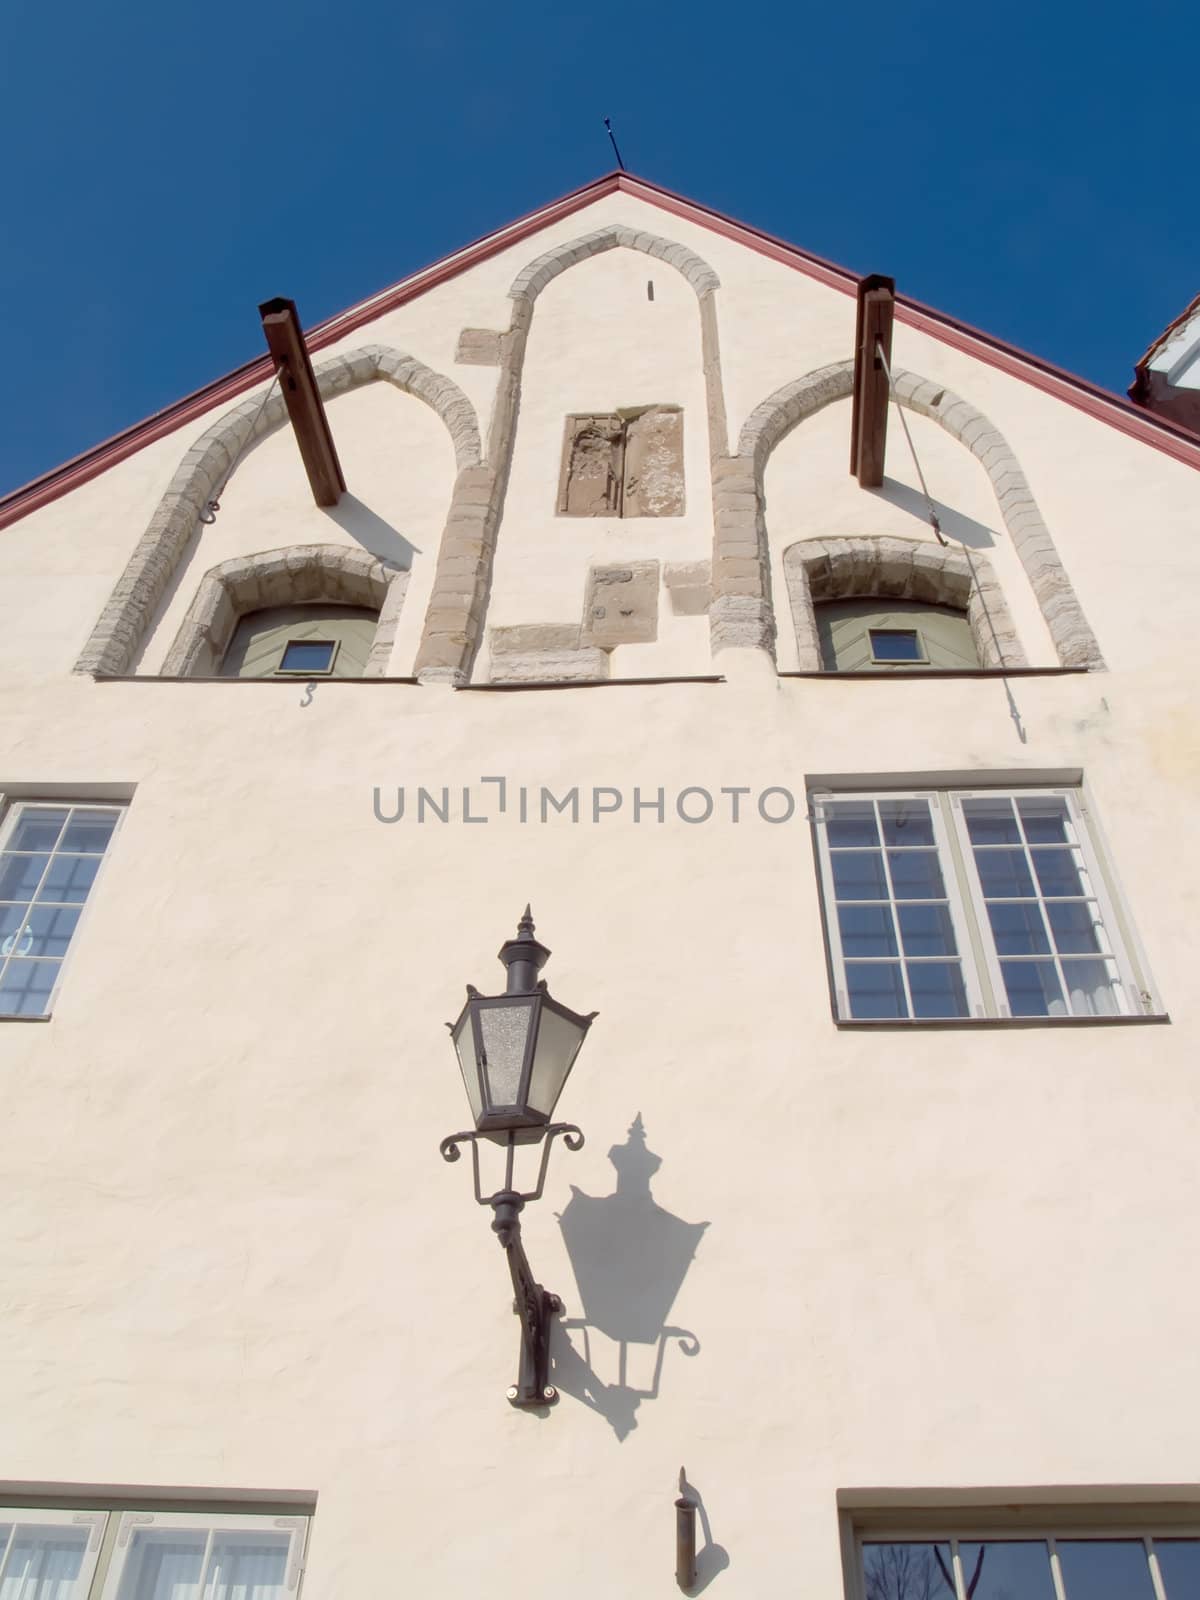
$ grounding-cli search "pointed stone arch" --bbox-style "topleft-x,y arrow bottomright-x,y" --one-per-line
507,225 -> 720,304
782,535 -> 1026,670
724,359 -> 1103,669
161,544 -> 409,678
413,226 -> 728,684
75,346 -> 481,676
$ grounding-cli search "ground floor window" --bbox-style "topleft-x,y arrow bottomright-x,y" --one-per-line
860,1531 -> 1199,1600
0,1503 -> 309,1599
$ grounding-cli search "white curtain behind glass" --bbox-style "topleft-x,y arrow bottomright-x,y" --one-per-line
0,1532 -> 88,1600
202,1540 -> 287,1600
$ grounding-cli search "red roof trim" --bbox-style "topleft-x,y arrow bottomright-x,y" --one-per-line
3,170 -> 1199,531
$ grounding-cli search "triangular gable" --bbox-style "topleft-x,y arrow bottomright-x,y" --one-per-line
4,169 -> 1199,532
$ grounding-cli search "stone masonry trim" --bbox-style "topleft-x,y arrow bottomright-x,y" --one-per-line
729,360 -> 1104,669
782,536 -> 1027,671
76,346 -> 480,676
414,227 -> 728,684
160,544 -> 409,677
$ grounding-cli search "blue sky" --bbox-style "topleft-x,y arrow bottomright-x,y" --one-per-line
2,0 -> 1195,497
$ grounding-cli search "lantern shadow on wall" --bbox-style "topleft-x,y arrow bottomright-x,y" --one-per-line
552,1115 -> 708,1441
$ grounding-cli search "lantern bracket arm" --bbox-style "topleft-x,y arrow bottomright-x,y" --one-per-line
439,1123 -> 584,1207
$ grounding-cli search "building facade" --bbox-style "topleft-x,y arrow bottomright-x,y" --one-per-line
1,172 -> 1199,1599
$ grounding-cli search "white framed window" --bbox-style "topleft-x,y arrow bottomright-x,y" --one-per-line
0,1508 -> 107,1599
0,801 -> 125,1018
856,1527 -> 1200,1600
0,1504 -> 309,1600
811,786 -> 1155,1022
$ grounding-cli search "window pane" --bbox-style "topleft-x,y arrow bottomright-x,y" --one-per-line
963,797 -> 1021,845
897,903 -> 958,957
862,1542 -> 954,1600
0,959 -> 61,1017
8,810 -> 71,852
845,963 -> 908,1019
59,811 -> 120,853
37,855 -> 100,905
115,1532 -> 206,1600
887,850 -> 946,899
1154,1539 -> 1200,1600
1031,848 -> 1086,898
907,961 -> 969,1018
1046,901 -> 1104,955
870,629 -> 922,661
987,901 -> 1051,956
879,800 -> 935,847
205,1532 -> 290,1600
0,853 -> 50,901
825,802 -> 879,848
1062,958 -> 1122,1017
21,906 -> 82,960
0,905 -> 32,956
1017,795 -> 1071,844
1000,959 -> 1066,1017
959,1541 -> 1056,1600
278,639 -> 335,673
975,848 -> 1035,898
838,904 -> 898,958
833,851 -> 888,900
1057,1539 -> 1156,1600
0,1525 -> 89,1600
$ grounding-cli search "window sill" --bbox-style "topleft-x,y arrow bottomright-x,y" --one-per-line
91,674 -> 423,684
834,1012 -> 1170,1029
779,666 -> 1092,680
0,1014 -> 52,1024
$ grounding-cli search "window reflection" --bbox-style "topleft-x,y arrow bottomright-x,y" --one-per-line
959,1541 -> 1055,1600
863,1542 -> 955,1600
1056,1540 -> 1157,1600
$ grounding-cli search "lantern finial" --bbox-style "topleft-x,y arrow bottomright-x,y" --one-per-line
499,905 -> 551,994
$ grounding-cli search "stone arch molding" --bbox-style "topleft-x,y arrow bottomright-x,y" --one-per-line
507,225 -> 721,304
783,536 -> 1026,671
412,225 -> 728,684
161,544 -> 409,678
717,359 -> 1104,669
75,346 -> 481,676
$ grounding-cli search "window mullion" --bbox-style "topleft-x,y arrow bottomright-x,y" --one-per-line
950,1538 -> 968,1600
875,799 -> 915,1019
195,1525 -> 217,1600
938,794 -> 991,1017
1048,1537 -> 1068,1600
0,1524 -> 17,1594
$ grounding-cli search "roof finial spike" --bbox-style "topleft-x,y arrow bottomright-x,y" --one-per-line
518,904 -> 535,939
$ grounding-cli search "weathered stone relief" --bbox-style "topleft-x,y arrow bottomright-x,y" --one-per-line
76,346 -> 480,677
782,536 -> 1026,671
581,561 -> 660,648
161,544 -> 408,678
558,415 -> 626,516
733,360 -> 1104,670
556,407 -> 684,518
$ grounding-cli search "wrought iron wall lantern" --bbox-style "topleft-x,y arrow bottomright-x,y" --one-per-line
440,908 -> 596,1407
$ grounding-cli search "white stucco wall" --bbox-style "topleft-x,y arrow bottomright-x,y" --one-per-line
1,190 -> 1199,1599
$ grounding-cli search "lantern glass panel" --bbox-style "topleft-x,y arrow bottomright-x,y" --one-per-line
527,1003 -> 588,1120
478,999 -> 536,1111
452,1011 -> 484,1124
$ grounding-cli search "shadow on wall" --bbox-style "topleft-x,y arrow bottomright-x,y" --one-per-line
551,1115 -> 708,1441
321,493 -> 420,569
869,477 -> 997,549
